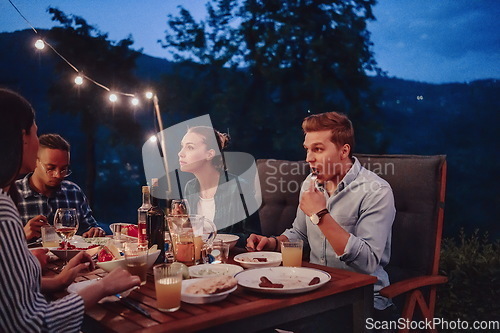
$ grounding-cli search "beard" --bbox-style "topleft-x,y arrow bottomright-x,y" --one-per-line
45,183 -> 61,191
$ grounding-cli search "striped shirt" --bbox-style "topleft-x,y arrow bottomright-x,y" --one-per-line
15,173 -> 99,235
0,189 -> 84,332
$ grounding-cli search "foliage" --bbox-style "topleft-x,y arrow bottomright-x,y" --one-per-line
437,229 -> 500,322
46,8 -> 143,203
159,0 -> 385,158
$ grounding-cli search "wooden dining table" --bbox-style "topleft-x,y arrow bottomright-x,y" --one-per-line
45,251 -> 376,333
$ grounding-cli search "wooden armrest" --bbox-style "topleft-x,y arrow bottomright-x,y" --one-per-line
379,275 -> 448,299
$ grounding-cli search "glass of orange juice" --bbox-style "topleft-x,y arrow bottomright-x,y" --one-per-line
153,263 -> 183,312
281,239 -> 303,267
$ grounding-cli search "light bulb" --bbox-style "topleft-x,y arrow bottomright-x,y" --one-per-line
109,93 -> 118,102
149,135 -> 157,143
35,39 -> 45,50
131,97 -> 139,106
145,91 -> 153,99
74,76 -> 83,85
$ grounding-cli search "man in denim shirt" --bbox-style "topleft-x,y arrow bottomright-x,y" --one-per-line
247,112 -> 396,315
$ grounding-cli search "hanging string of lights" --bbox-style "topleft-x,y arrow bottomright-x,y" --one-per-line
7,0 -> 155,106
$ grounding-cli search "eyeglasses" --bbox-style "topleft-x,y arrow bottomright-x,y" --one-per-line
38,160 -> 72,178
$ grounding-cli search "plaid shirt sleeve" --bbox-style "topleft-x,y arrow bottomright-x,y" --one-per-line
59,182 -> 99,234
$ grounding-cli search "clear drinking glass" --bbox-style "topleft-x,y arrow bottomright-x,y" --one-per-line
124,242 -> 149,286
41,225 -> 60,247
53,208 -> 78,268
170,199 -> 190,215
153,263 -> 183,312
281,239 -> 303,267
203,240 -> 229,264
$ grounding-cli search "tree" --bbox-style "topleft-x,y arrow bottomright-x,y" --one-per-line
161,0 -> 383,157
46,8 -> 143,204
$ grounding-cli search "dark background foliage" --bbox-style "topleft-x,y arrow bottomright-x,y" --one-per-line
1,0 -> 498,324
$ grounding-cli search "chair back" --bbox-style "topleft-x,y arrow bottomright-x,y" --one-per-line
256,159 -> 309,236
256,155 -> 447,283
356,154 -> 447,283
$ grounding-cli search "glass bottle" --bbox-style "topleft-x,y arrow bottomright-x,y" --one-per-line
148,178 -> 165,263
137,185 -> 151,248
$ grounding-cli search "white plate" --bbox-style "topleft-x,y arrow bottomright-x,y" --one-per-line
67,279 -> 133,303
48,236 -> 99,260
189,264 -> 243,278
215,234 -> 239,249
235,267 -> 331,294
233,252 -> 282,269
181,278 -> 237,304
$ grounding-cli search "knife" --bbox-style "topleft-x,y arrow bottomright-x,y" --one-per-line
115,294 -> 152,318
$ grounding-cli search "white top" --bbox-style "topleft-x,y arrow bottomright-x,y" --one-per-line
197,196 -> 215,223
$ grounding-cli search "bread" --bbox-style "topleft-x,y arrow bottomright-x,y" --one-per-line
185,276 -> 237,295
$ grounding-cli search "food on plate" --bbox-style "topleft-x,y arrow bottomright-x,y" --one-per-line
171,262 -> 190,279
259,276 -> 284,288
97,243 -> 121,262
185,276 -> 237,295
83,237 -> 110,246
240,257 -> 268,263
121,225 -> 138,237
56,240 -> 99,251
308,277 -> 320,286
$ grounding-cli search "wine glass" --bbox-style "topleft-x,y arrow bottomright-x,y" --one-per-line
170,199 -> 190,216
53,208 -> 79,268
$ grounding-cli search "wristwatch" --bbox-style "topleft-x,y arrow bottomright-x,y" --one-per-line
310,208 -> 329,225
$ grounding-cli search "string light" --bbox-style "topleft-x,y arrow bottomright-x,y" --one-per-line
74,75 -> 84,85
7,0 -> 157,108
34,39 -> 45,50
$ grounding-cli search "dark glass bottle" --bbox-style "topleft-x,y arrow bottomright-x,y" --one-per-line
148,179 -> 165,263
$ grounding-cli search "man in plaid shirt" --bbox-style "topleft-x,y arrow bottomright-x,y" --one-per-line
15,134 -> 105,240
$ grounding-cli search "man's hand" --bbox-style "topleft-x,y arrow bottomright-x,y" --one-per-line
299,181 -> 327,217
24,215 -> 48,240
82,227 -> 106,238
246,234 -> 271,251
30,248 -> 50,269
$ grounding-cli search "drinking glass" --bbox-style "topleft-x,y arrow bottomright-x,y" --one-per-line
203,240 -> 229,264
153,263 -> 183,312
53,208 -> 79,268
167,214 -> 217,265
41,225 -> 60,247
170,199 -> 190,215
124,243 -> 149,285
281,239 -> 303,267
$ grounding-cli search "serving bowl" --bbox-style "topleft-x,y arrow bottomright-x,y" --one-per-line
214,234 -> 240,249
97,249 -> 161,272
188,264 -> 243,278
233,251 -> 282,269
181,278 -> 237,304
